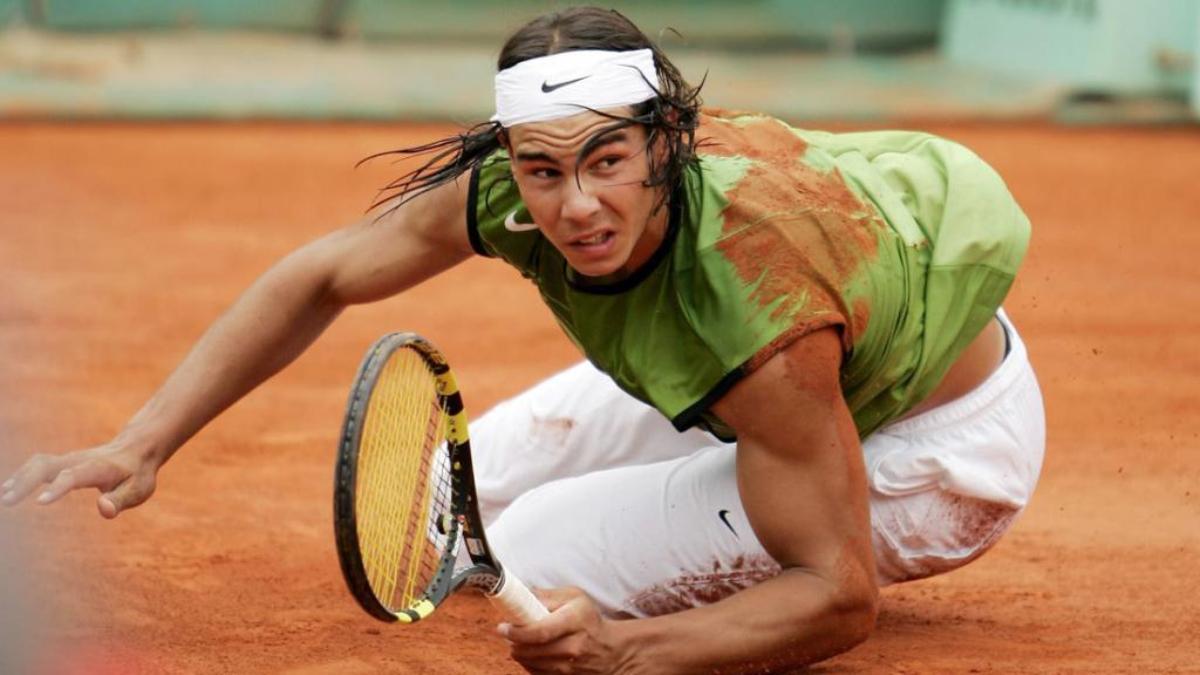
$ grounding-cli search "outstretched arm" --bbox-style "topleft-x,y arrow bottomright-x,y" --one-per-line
2,178 -> 475,518
504,327 -> 878,673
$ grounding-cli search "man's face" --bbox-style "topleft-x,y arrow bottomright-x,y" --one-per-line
505,109 -> 667,279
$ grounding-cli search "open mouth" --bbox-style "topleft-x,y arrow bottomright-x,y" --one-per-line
573,231 -> 613,247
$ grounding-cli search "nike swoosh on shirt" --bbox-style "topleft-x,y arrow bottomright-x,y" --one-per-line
541,76 -> 590,93
503,210 -> 538,232
718,509 -> 739,538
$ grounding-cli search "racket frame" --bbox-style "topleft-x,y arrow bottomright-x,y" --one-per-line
333,333 -> 509,623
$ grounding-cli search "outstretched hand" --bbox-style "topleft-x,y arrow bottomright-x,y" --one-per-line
501,587 -> 634,675
1,441 -> 159,518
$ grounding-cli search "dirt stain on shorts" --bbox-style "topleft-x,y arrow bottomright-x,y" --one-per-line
878,493 -> 1021,584
945,494 -> 1020,552
529,416 -> 575,450
626,554 -> 782,617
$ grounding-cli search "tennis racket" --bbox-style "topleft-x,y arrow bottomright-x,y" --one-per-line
333,332 -> 548,625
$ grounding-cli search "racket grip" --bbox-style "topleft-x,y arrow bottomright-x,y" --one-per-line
489,570 -> 549,625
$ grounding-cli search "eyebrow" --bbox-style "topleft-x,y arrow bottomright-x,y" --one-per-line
514,149 -> 556,163
579,129 -> 630,161
513,129 -> 631,165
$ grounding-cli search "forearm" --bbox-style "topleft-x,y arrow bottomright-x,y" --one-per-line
117,247 -> 342,465
107,184 -> 474,468
1,180 -> 474,515
613,566 -> 877,674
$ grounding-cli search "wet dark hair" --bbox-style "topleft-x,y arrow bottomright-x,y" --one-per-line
361,6 -> 702,215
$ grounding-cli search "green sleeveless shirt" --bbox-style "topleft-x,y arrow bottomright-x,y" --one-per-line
467,112 -> 1029,440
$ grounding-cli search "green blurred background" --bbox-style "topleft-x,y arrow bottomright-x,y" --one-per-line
0,0 -> 1196,122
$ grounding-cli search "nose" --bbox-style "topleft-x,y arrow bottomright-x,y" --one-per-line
559,176 -> 601,224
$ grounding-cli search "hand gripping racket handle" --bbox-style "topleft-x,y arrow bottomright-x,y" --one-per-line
489,570 -> 549,625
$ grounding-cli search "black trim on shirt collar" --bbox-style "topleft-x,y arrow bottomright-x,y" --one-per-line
465,165 -> 492,258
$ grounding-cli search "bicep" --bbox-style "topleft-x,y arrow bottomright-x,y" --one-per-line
712,328 -> 875,589
316,176 -> 476,306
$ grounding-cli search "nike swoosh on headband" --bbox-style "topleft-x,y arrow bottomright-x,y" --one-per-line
541,75 -> 590,93
504,210 -> 539,232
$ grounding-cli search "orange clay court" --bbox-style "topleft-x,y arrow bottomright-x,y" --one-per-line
1,121 -> 1198,673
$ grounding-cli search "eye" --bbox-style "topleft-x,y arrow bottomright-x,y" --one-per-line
594,155 -> 624,171
529,167 -> 561,180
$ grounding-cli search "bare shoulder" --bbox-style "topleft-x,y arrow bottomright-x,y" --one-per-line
711,327 -> 847,446
358,174 -> 475,253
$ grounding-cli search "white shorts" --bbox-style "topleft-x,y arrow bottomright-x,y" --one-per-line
472,311 -> 1045,617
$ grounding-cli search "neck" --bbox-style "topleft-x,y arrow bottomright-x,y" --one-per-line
621,202 -> 671,275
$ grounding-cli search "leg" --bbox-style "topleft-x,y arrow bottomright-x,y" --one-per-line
865,310 -> 1046,584
470,360 -> 715,527
485,442 -> 779,619
485,311 -> 1045,617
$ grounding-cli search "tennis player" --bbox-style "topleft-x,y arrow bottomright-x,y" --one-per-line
3,7 -> 1044,672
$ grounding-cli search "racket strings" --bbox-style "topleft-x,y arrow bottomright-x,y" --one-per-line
401,402 -> 449,604
356,348 -> 451,613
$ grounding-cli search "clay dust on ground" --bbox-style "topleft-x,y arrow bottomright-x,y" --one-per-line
1,121 -> 1197,673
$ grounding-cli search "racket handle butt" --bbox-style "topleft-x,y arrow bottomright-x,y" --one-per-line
489,570 -> 549,625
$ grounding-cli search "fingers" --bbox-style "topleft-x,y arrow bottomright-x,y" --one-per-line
2,453 -> 67,506
97,494 -> 120,519
501,589 -> 617,673
510,636 -> 582,663
35,459 -> 128,506
97,476 -> 154,519
1,450 -> 152,519
533,586 -> 585,612
503,588 -> 590,645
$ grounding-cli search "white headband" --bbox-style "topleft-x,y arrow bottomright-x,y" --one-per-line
492,49 -> 659,128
